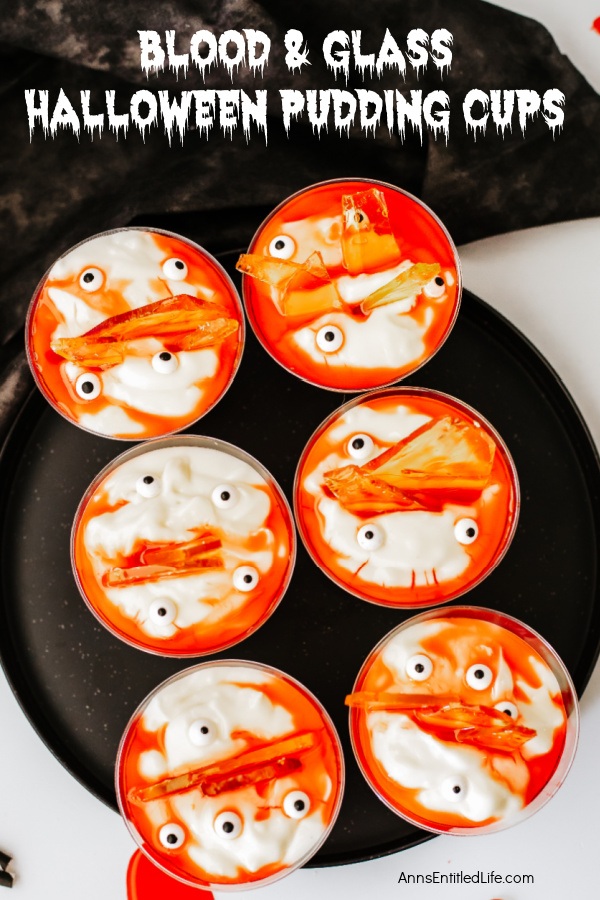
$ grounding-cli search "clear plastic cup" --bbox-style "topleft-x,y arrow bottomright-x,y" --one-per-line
239,178 -> 461,391
26,227 -> 244,440
347,606 -> 579,835
294,387 -> 519,608
116,660 -> 345,890
72,436 -> 295,656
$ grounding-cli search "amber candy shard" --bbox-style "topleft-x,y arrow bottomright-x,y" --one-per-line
236,253 -> 301,287
238,251 -> 342,318
324,416 -> 496,512
103,532 -> 223,587
345,691 -> 457,710
130,730 -> 320,803
323,466 -> 426,514
414,704 -> 536,751
341,188 -> 402,275
360,262 -> 441,313
51,294 -> 238,368
370,416 -> 496,488
279,251 -> 343,318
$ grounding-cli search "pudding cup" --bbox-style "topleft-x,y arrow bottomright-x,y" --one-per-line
239,178 -> 461,391
116,660 -> 345,890
72,435 -> 295,656
294,387 -> 519,609
347,606 -> 579,835
26,227 -> 244,440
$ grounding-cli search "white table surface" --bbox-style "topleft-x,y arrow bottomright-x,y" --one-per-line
2,2 -> 599,897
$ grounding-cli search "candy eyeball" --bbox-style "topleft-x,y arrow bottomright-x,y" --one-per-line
268,235 -> 296,259
347,434 -> 374,460
423,275 -> 447,299
214,811 -> 243,840
78,267 -> 104,292
233,566 -> 259,592
440,775 -> 468,803
136,474 -> 161,499
406,654 -> 433,681
316,325 -> 344,353
494,701 -> 519,719
283,790 -> 311,819
357,523 -> 384,551
151,351 -> 179,374
75,372 -> 101,400
454,518 -> 479,545
188,718 -> 217,747
162,257 -> 188,280
211,484 -> 239,509
148,598 -> 177,626
465,663 -> 494,690
159,823 -> 185,849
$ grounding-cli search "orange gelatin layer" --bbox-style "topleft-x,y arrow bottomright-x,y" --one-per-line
27,230 -> 243,439
117,664 -> 344,888
349,616 -> 569,832
241,179 -> 460,391
294,389 -> 519,608
73,443 -> 294,656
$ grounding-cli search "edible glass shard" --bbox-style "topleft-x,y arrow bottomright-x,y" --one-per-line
361,262 -> 441,312
51,295 -> 239,368
341,188 -> 402,275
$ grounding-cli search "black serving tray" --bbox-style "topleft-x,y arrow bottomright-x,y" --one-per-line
1,246 -> 600,867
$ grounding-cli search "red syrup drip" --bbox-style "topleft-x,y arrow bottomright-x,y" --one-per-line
127,850 -> 214,900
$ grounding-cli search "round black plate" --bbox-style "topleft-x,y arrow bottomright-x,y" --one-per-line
1,251 -> 600,868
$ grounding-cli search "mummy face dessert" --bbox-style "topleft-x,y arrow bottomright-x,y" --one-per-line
26,228 -> 244,439
72,438 -> 295,655
237,179 -> 460,391
117,662 -> 344,889
295,388 -> 519,608
346,609 -> 578,834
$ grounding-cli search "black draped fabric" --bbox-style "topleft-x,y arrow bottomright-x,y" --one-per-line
0,0 -> 599,345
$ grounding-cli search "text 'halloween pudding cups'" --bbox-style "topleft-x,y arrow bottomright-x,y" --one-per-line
116,660 -> 345,891
237,177 -> 461,392
25,227 -> 245,440
71,436 -> 296,656
294,387 -> 519,609
346,607 -> 579,836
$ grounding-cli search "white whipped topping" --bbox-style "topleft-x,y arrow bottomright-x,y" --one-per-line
318,499 -> 470,588
84,446 -> 276,639
292,302 -> 431,371
49,230 -> 214,316
137,666 -> 331,879
517,656 -> 566,758
369,710 -> 523,822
